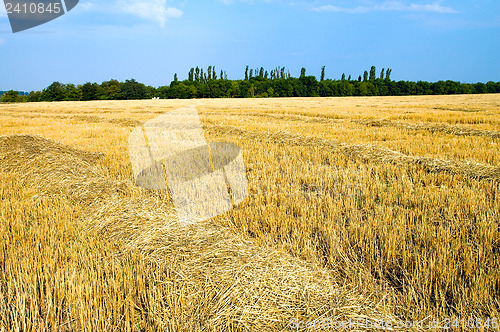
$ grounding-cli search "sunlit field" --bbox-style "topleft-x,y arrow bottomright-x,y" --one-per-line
1,94 -> 499,330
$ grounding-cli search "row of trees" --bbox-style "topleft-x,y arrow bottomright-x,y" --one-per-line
3,79 -> 153,102
2,66 -> 500,102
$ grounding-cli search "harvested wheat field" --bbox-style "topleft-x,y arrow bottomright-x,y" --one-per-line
0,94 -> 499,331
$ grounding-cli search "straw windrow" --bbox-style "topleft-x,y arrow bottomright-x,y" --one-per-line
205,123 -> 500,181
357,118 -> 500,139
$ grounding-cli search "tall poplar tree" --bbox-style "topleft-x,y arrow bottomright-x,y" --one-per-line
369,66 -> 376,81
300,67 -> 306,78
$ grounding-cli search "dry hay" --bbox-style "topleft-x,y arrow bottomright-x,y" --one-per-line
205,123 -> 333,147
87,199 -> 389,330
357,118 -> 500,139
202,110 -> 343,124
342,143 -> 500,181
65,114 -> 142,127
0,134 -> 396,330
0,135 -> 130,206
205,123 -> 500,181
204,110 -> 500,140
0,111 -> 142,127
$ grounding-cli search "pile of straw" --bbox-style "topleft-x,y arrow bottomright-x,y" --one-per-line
0,135 -> 129,206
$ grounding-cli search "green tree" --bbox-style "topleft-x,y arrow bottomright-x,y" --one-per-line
385,68 -> 392,81
229,81 -> 240,97
157,85 -> 170,99
80,82 -> 100,101
169,83 -> 196,99
64,84 -> 81,101
198,83 -> 210,98
101,79 -> 123,100
301,76 -> 319,97
417,81 -> 432,95
369,66 -> 376,81
474,82 -> 487,94
300,67 -> 306,78
445,80 -> 461,94
363,71 -> 368,82
320,66 -> 325,82
41,82 -> 66,101
121,79 -> 148,100
486,81 -> 499,93
1,90 -> 24,102
267,87 -> 275,97
318,81 -> 332,97
28,91 -> 41,102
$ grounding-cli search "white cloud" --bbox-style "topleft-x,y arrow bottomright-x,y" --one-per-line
311,5 -> 370,14
77,2 -> 97,12
0,38 -> 5,45
116,0 -> 183,27
215,0 -> 257,5
378,1 -> 457,13
312,1 -> 457,14
77,0 -> 183,26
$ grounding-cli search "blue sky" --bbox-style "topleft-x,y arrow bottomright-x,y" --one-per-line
0,0 -> 499,91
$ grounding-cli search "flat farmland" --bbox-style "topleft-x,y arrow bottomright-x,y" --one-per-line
1,94 -> 499,330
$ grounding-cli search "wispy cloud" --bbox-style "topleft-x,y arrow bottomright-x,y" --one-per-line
77,0 -> 183,27
0,38 -> 5,45
215,0 -> 257,5
312,5 -> 369,14
116,0 -> 182,27
312,1 -> 457,14
77,2 -> 98,12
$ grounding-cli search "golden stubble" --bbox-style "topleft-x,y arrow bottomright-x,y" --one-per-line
0,94 -> 499,330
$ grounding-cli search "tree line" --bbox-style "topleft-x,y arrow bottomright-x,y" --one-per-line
1,66 -> 499,102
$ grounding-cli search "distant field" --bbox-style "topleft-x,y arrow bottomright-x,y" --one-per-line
1,94 -> 499,330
